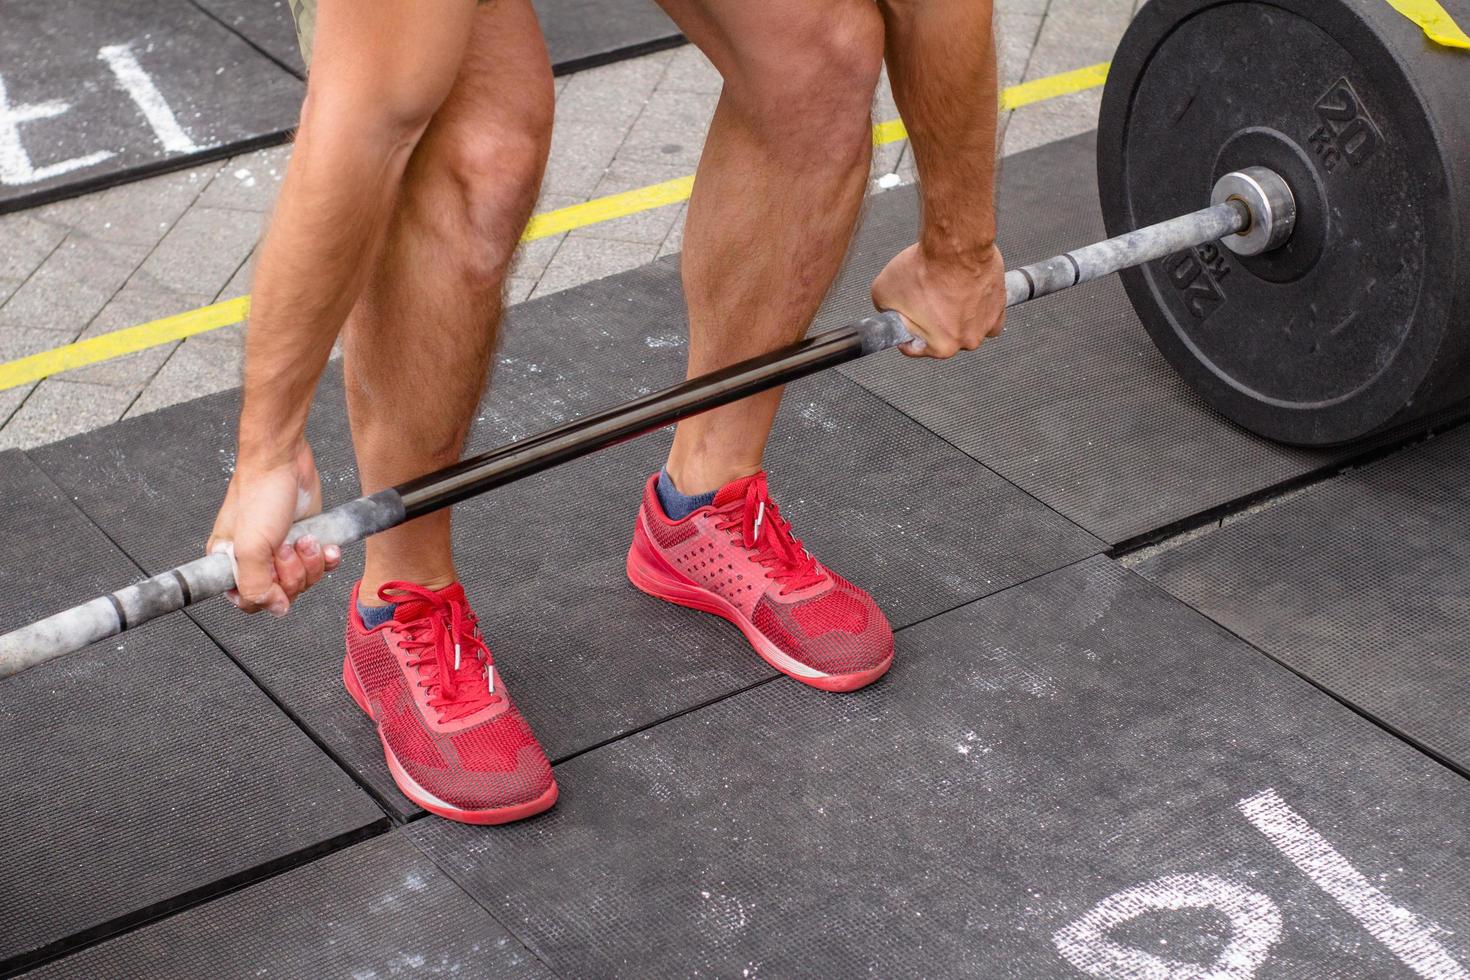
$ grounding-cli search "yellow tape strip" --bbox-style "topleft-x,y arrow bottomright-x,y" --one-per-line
524,175 -> 695,241
872,62 -> 1110,145
0,62 -> 1114,393
1384,0 -> 1470,48
1002,62 -> 1111,110
0,297 -> 251,392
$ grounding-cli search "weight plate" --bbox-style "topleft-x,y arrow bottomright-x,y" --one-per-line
1098,0 -> 1470,446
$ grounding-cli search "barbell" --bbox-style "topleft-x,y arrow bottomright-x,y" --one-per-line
0,170 -> 1287,671
2,0 -> 1467,671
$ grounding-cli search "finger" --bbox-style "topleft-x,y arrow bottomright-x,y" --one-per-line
898,336 -> 930,358
295,535 -> 327,588
233,537 -> 280,614
274,541 -> 307,600
261,584 -> 291,618
323,544 -> 342,572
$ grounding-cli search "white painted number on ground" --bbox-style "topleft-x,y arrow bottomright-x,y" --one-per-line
1053,788 -> 1469,978
1053,874 -> 1282,979
1,41 -> 203,186
1238,788 -> 1469,979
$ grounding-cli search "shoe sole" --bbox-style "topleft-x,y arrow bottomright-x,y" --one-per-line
626,522 -> 892,693
341,658 -> 558,825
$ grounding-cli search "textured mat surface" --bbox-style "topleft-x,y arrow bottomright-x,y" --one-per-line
27,833 -> 550,979
191,0 -> 306,76
1136,423 -> 1470,775
0,0 -> 304,212
34,326 -> 1101,818
192,0 -> 681,79
411,557 -> 1470,977
833,132 -> 1366,545
0,451 -> 383,973
533,0 -> 682,73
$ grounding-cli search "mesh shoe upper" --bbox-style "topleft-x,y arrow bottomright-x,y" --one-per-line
636,472 -> 893,677
345,582 -> 554,812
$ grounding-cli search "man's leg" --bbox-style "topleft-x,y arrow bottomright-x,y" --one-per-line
657,0 -> 886,495
342,0 -> 554,602
626,0 -> 895,694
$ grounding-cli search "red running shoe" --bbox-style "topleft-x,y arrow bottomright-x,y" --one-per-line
342,581 -> 557,824
627,471 -> 893,692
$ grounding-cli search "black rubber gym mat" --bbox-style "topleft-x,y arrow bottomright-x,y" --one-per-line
0,0 -> 305,214
0,451 -> 383,973
26,832 -> 551,978
189,0 -> 307,77
34,320 -> 1101,819
191,0 -> 683,80
410,557 -> 1470,976
833,132 -> 1369,545
1135,423 -> 1470,776
533,0 -> 683,74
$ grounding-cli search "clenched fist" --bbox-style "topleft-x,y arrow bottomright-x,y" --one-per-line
871,242 -> 1007,359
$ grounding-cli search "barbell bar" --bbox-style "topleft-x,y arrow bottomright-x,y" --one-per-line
0,168 -> 1292,676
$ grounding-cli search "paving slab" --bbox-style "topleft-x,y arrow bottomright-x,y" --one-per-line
836,131 -> 1365,545
532,236 -> 660,297
0,379 -> 139,451
25,832 -> 550,979
0,451 -> 383,973
32,246 -> 1101,820
125,324 -> 244,418
65,282 -> 210,387
0,234 -> 156,335
1136,423 -> 1470,777
0,0 -> 304,213
411,557 -> 1470,977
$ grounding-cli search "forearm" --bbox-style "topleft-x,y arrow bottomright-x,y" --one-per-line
237,117 -> 421,466
879,0 -> 999,265
235,0 -> 477,468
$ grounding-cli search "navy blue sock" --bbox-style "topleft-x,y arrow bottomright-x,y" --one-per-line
656,468 -> 717,520
358,601 -> 397,629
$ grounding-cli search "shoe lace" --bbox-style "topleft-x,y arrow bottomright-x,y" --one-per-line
713,480 -> 826,596
380,582 -> 500,722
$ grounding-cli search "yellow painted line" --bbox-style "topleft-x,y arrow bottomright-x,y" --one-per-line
1003,61 -> 1111,110
872,62 -> 1110,145
0,297 -> 250,392
1384,0 -> 1470,47
524,175 -> 695,241
0,62 -> 1113,392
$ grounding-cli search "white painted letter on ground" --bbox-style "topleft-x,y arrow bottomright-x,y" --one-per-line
1239,788 -> 1469,979
0,74 -> 113,185
1053,873 -> 1283,979
99,43 -> 202,154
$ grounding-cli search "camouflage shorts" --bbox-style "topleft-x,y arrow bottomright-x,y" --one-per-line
285,0 -> 319,63
286,0 -> 490,65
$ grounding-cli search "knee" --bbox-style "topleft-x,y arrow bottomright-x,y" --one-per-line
730,5 -> 885,149
416,99 -> 553,289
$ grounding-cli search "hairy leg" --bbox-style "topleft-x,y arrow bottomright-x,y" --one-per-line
656,0 -> 886,495
345,0 -> 554,600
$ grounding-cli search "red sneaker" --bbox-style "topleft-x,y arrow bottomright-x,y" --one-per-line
342,581 -> 557,824
627,471 -> 893,692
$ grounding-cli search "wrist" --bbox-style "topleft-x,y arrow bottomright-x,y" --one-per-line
918,237 -> 1000,273
237,428 -> 308,472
